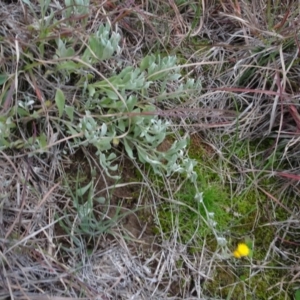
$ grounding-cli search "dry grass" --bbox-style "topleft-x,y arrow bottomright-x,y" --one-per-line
1,0 -> 300,299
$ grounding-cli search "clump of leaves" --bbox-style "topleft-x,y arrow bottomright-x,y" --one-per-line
0,2 -> 201,182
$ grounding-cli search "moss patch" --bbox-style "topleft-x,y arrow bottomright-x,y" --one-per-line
156,133 -> 294,298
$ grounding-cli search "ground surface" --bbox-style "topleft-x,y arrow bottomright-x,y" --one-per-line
0,0 -> 300,299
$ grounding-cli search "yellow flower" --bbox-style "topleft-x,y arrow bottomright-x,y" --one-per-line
233,243 -> 250,258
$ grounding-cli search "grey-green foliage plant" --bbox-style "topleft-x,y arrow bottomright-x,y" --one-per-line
58,169 -> 119,251
53,23 -> 201,181
1,18 -> 202,181
64,0 -> 90,18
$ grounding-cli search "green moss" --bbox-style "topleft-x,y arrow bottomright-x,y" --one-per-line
202,137 -> 294,298
155,133 -> 295,298
156,136 -> 233,248
204,262 -> 288,300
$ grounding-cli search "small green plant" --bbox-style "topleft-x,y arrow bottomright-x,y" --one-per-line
0,13 -> 201,180
57,166 -> 124,252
